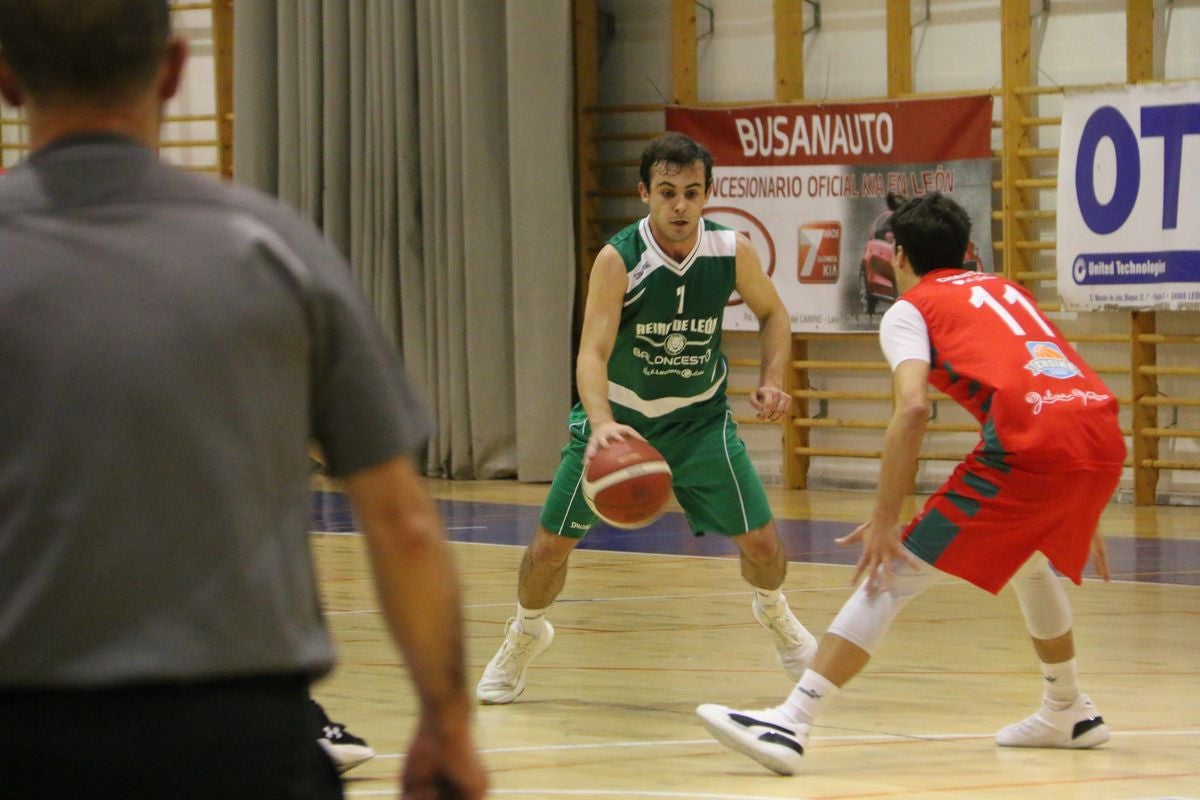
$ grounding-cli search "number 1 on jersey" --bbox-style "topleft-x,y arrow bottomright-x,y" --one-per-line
676,285 -> 686,314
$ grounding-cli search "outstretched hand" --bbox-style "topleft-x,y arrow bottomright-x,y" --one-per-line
750,385 -> 791,422
837,519 -> 922,597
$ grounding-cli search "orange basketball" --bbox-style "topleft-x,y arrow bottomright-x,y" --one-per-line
582,438 -> 673,529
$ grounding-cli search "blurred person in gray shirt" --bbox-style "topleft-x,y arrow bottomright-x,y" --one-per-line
0,1 -> 486,798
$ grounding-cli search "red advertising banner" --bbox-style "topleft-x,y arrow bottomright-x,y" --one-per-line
666,97 -> 993,167
667,96 -> 995,331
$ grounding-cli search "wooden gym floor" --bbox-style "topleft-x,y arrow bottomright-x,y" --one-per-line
310,479 -> 1200,800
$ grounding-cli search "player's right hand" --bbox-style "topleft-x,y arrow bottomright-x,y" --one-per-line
585,421 -> 644,462
839,519 -> 921,597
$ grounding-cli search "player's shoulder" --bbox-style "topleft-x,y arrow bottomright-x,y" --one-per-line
608,218 -> 643,247
698,218 -> 741,259
920,268 -> 1003,288
907,269 -> 995,301
606,219 -> 648,267
881,297 -> 924,328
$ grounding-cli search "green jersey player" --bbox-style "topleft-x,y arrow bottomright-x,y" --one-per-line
477,133 -> 817,705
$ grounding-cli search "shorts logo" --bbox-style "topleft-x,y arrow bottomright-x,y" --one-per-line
1023,341 -> 1082,379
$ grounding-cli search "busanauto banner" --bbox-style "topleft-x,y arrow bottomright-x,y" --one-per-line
1056,81 -> 1200,311
666,96 -> 994,332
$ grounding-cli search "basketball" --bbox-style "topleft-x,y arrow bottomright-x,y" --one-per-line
582,438 -> 673,529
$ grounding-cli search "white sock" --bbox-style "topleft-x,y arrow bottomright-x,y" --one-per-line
515,604 -> 548,636
779,669 -> 839,726
1041,658 -> 1080,707
753,586 -> 785,609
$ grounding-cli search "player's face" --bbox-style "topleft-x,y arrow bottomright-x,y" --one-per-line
640,159 -> 710,254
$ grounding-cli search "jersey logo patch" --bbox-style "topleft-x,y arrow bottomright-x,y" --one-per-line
1023,341 -> 1082,379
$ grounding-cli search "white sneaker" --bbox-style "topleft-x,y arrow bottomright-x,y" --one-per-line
475,618 -> 555,704
995,693 -> 1110,749
752,600 -> 818,681
696,704 -> 807,776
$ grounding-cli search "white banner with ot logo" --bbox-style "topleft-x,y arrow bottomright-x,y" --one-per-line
1057,81 -> 1200,310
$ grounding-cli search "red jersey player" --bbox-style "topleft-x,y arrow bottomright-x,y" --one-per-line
696,192 -> 1126,776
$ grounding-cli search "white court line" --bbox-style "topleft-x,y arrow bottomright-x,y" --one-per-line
449,540 -> 1200,590
363,728 -> 1200,761
473,728 -> 1200,752
350,776 -> 1200,800
327,585 -> 873,615
328,571 -> 1185,613
484,793 -> 795,799
316,527 -> 508,534
315,533 -> 1200,590
348,791 -> 796,799
344,732 -> 1200,798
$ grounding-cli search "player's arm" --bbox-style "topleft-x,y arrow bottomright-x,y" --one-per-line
839,358 -> 929,594
577,245 -> 642,458
872,359 -> 930,525
341,456 -> 487,800
733,233 -> 792,421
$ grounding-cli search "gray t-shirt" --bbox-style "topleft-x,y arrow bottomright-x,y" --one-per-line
0,135 -> 429,688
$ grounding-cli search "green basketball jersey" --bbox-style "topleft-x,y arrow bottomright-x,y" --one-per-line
605,216 -> 737,428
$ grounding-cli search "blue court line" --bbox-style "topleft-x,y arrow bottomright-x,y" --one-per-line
309,491 -> 1200,587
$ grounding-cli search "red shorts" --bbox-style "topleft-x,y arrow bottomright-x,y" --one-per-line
901,453 -> 1123,594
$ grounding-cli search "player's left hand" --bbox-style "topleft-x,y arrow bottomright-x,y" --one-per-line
1089,529 -> 1111,582
750,384 -> 791,422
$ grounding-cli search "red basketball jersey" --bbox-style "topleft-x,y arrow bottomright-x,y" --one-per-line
900,269 -> 1125,470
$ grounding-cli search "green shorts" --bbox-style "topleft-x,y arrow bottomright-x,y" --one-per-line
539,404 -> 772,538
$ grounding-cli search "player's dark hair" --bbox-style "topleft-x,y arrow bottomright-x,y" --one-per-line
888,192 -> 972,275
0,0 -> 171,102
640,132 -> 714,190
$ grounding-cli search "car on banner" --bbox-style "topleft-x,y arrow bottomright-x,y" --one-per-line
859,193 -> 984,315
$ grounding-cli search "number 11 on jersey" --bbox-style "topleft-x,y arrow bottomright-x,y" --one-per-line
968,284 -> 1056,337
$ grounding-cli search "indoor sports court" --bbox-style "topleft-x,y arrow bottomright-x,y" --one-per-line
4,2 -> 1197,799
309,479 -> 1200,799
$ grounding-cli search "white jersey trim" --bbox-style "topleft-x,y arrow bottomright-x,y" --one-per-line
608,359 -> 728,418
631,218 -> 736,290
879,299 -> 931,371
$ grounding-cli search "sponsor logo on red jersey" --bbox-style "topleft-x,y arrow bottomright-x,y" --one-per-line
1023,341 -> 1082,379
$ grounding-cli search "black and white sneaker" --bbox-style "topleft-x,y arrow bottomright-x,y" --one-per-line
312,700 -> 376,773
995,693 -> 1110,749
696,704 -> 806,776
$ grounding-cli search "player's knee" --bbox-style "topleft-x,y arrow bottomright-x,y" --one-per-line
1013,551 -> 1051,579
527,527 -> 577,566
1011,554 -> 1073,640
734,525 -> 782,565
889,556 -> 941,599
826,559 -> 937,654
